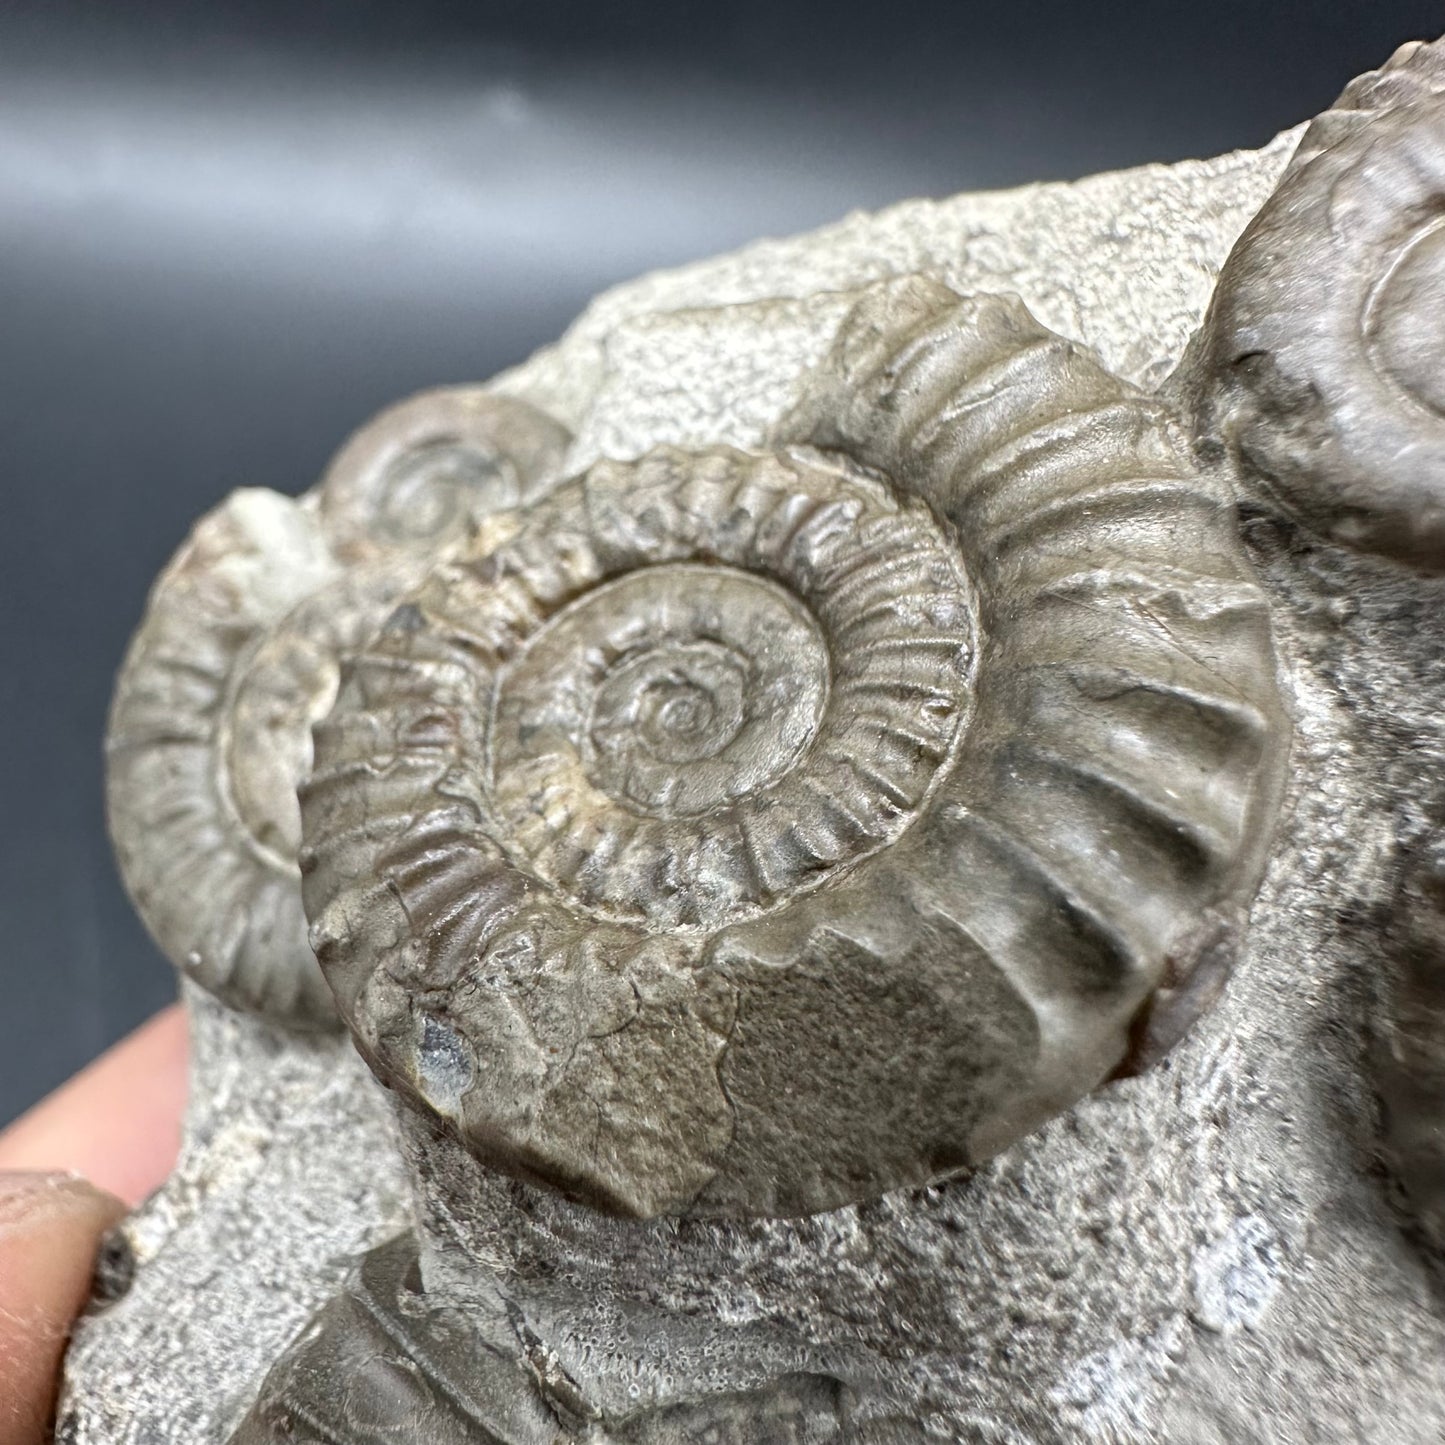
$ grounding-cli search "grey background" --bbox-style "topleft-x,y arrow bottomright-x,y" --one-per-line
2,0 -> 1439,1124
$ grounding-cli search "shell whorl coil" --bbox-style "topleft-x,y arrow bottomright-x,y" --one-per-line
1193,37 -> 1445,571
106,389 -> 570,1029
300,276 -> 1289,1218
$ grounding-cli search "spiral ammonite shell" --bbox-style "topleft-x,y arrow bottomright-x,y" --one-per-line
301,277 -> 1290,1218
106,390 -> 570,1029
1194,37 -> 1445,571
317,388 -> 572,564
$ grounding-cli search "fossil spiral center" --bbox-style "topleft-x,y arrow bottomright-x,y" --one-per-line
1366,217 -> 1445,419
397,449 -> 981,934
594,641 -> 745,766
571,568 -> 829,819
373,440 -> 517,546
490,564 -> 832,900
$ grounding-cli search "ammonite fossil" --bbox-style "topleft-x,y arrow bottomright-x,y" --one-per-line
228,1232 -> 852,1445
106,389 -> 570,1029
1193,37 -> 1445,571
299,276 -> 1290,1218
1376,826 -> 1445,1250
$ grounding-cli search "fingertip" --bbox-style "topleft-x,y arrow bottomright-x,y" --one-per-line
0,1172 -> 127,1445
0,1169 -> 126,1239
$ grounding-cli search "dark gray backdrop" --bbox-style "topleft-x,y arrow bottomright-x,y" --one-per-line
2,0 -> 1438,1123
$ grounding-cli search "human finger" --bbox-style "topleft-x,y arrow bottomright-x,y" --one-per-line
0,1172 -> 126,1445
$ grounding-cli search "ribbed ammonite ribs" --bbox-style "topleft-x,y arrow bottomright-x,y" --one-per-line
1192,36 -> 1445,571
300,276 -> 1290,1218
105,390 -> 570,1028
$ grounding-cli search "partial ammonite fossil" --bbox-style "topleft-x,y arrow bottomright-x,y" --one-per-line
299,275 -> 1290,1218
1192,36 -> 1445,570
106,389 -> 570,1029
1376,827 -> 1445,1250
228,1232 -> 853,1445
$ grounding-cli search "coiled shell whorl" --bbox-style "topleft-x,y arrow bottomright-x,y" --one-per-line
300,278 -> 1290,1218
318,387 -> 574,564
1192,37 -> 1445,571
105,389 -> 570,1029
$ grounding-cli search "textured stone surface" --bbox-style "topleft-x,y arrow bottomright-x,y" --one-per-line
63,80 -> 1445,1443
59,981 -> 411,1441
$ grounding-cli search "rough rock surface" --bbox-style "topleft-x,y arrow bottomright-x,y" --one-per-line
62,123 -> 1445,1441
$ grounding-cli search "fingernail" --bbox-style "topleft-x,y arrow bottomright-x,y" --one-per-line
0,1171 -> 106,1230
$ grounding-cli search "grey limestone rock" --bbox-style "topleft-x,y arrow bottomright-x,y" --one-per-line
65,35 -> 1445,1445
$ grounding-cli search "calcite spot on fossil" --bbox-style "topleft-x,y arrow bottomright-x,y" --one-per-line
414,1014 -> 476,1115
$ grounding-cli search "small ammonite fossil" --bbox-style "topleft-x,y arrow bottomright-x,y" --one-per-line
1192,36 -> 1445,571
106,389 -> 570,1029
299,276 -> 1291,1218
